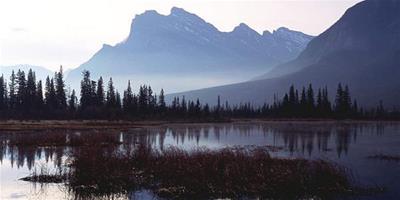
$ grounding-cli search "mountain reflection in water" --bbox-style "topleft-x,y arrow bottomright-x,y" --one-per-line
0,122 -> 390,169
0,122 -> 399,200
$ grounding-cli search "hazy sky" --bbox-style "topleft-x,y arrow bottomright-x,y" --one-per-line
0,0 -> 362,71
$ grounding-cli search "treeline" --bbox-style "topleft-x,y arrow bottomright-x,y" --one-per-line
0,67 -> 398,120
0,67 -> 221,120
255,84 -> 390,119
208,84 -> 398,120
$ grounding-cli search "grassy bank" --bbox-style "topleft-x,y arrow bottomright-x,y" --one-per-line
0,119 -> 397,131
21,144 -> 363,199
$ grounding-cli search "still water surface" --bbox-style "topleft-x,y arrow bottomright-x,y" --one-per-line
1,121 -> 400,199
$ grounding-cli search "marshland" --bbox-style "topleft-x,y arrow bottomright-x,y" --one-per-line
1,121 -> 399,200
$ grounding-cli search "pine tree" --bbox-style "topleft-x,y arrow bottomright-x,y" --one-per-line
96,77 -> 105,106
306,84 -> 315,116
343,85 -> 352,113
45,76 -> 57,110
68,89 -> 77,112
0,75 -> 6,111
16,70 -> 27,111
158,89 -> 166,112
26,69 -> 37,111
9,70 -> 17,110
138,85 -> 148,114
322,87 -> 331,114
36,80 -> 44,109
148,86 -> 155,113
116,91 -> 122,109
55,66 -> 67,109
195,98 -> 201,116
80,70 -> 92,110
181,96 -> 187,113
300,87 -> 307,116
106,78 -> 117,108
289,85 -> 296,106
90,80 -> 97,107
335,83 -> 344,115
123,81 -> 134,114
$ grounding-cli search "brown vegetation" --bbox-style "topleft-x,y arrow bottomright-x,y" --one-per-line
23,144 -> 358,199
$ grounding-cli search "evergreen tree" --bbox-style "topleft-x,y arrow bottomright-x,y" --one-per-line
148,86 -> 155,113
96,77 -> 105,106
306,84 -> 315,116
36,80 -> 44,109
26,69 -> 37,111
80,70 -> 92,110
343,85 -> 352,112
116,91 -> 122,110
123,81 -> 134,114
16,70 -> 27,111
0,75 -> 7,111
158,89 -> 166,112
106,78 -> 117,108
138,85 -> 148,113
9,70 -> 17,110
322,87 -> 331,114
53,67 -> 67,109
68,89 -> 77,112
335,83 -> 344,115
181,96 -> 187,113
288,85 -> 296,105
335,83 -> 352,117
90,80 -> 97,106
300,87 -> 307,116
317,89 -> 323,110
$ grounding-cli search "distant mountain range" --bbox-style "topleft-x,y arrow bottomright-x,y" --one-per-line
172,0 -> 400,108
0,65 -> 54,83
66,7 -> 313,93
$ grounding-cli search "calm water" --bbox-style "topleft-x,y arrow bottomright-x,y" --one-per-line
1,121 -> 400,199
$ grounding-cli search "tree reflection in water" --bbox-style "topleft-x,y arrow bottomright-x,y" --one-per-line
0,122 -> 391,170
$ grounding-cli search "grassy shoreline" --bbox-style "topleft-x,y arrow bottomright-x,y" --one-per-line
0,118 -> 397,131
21,146 -> 364,199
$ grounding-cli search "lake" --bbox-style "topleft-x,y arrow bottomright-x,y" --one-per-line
1,121 -> 400,199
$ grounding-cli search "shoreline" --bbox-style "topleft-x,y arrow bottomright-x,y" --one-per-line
0,118 -> 398,131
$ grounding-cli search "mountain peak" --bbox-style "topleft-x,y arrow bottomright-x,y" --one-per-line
262,30 -> 272,37
71,6 -> 313,94
273,27 -> 297,36
137,10 -> 160,17
234,23 -> 251,30
170,7 -> 191,16
232,23 -> 260,37
275,27 -> 290,32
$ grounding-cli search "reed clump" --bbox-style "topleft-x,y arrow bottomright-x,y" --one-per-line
62,145 -> 354,199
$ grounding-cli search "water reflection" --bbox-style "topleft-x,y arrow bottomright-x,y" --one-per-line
1,122 -> 400,200
0,122 -> 395,169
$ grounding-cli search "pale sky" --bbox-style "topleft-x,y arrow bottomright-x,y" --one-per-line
0,0 -> 362,71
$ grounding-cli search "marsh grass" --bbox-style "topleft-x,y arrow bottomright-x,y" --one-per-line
12,127 -> 382,199
20,144 -> 358,199
19,164 -> 67,183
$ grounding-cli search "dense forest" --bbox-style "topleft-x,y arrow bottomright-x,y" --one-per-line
0,67 -> 398,120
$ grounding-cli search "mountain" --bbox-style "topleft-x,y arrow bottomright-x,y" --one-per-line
66,7 -> 313,93
171,0 -> 400,108
0,64 -> 54,82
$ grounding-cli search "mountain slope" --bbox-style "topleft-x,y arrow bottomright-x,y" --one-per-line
172,0 -> 400,108
66,7 -> 313,93
0,64 -> 54,82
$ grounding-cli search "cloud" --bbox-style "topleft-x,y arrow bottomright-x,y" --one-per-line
9,192 -> 27,199
10,27 -> 27,32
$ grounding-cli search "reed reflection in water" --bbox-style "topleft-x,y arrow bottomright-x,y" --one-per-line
0,122 -> 399,200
